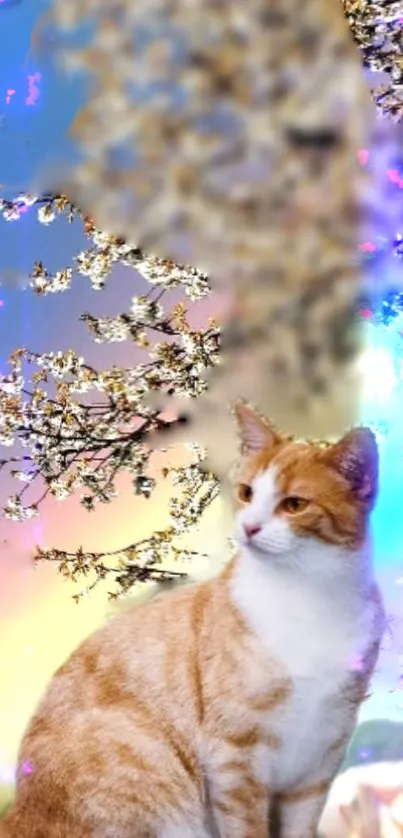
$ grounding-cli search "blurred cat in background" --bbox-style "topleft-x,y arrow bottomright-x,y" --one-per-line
340,781 -> 403,837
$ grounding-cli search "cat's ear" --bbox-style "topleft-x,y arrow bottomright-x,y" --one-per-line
233,401 -> 278,453
325,427 -> 379,506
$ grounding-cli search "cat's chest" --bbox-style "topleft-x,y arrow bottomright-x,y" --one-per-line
241,578 -> 373,679
270,675 -> 345,791
269,602 -> 365,679
237,577 -> 377,789
243,594 -> 369,719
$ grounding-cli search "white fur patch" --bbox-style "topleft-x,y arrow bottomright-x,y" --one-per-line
230,547 -> 379,790
231,463 -> 381,791
235,465 -> 299,556
160,825 -> 211,838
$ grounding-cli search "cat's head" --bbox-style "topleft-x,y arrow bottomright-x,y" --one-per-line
232,401 -> 378,563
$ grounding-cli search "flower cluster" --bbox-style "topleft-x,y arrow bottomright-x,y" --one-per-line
0,193 -> 211,300
34,444 -> 220,603
0,197 -> 220,599
0,192 -> 78,223
344,0 -> 403,123
358,290 -> 403,327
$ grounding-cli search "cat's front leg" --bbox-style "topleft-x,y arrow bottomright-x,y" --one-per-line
211,781 -> 270,838
275,732 -> 351,838
276,778 -> 332,838
207,757 -> 271,838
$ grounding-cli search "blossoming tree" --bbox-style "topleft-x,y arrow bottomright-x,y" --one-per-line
0,194 -> 220,600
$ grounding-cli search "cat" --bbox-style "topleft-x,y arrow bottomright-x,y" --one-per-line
0,401 -> 385,838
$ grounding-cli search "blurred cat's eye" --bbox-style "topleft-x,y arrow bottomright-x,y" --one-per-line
238,483 -> 253,503
280,496 -> 309,514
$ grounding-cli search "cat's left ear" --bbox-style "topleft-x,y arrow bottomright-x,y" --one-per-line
233,400 -> 279,453
325,427 -> 379,506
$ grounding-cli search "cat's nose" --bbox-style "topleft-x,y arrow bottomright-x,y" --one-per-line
243,523 -> 262,539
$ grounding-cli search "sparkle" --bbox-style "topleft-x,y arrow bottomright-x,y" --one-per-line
359,241 -> 377,253
25,72 -> 41,107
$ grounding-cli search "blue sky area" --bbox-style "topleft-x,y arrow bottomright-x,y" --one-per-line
0,1 -> 92,366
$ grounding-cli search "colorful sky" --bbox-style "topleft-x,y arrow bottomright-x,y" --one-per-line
0,0 -> 403,814
0,4 -> 226,805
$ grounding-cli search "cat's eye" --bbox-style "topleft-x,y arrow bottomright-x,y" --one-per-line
238,483 -> 253,503
280,496 -> 309,514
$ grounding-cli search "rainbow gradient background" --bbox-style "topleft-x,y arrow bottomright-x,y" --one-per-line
0,0 -> 403,818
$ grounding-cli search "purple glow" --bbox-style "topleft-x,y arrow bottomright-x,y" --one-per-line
351,653 -> 364,671
33,522 -> 44,545
5,89 -> 15,105
25,72 -> 41,107
21,760 -> 34,776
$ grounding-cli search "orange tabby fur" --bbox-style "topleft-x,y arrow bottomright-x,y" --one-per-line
0,403 -> 385,838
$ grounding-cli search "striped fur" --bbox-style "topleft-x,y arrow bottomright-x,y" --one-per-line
0,404 -> 385,838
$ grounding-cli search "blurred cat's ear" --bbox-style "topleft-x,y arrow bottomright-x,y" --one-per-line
325,427 -> 379,506
233,401 -> 278,453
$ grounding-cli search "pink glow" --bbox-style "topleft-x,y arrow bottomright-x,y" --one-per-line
33,522 -> 44,544
357,148 -> 370,166
351,653 -> 364,672
387,169 -> 403,189
6,89 -> 15,105
359,241 -> 377,253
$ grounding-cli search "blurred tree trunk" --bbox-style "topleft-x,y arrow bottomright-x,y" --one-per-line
37,0 -> 377,478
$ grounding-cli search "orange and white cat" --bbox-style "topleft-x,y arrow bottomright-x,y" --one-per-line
0,402 -> 385,838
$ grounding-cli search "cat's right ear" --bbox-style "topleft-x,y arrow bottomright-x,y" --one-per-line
233,401 -> 278,454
